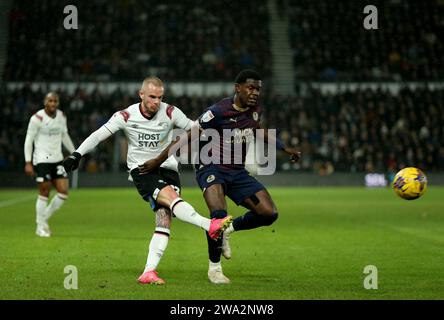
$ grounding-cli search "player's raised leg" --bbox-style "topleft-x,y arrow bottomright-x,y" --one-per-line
138,207 -> 172,285
231,188 -> 278,233
155,185 -> 232,239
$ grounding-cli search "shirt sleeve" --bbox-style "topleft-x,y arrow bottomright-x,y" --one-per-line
103,110 -> 127,134
76,112 -> 124,156
23,115 -> 41,162
172,106 -> 193,130
197,105 -> 221,130
62,116 -> 76,153
76,125 -> 113,156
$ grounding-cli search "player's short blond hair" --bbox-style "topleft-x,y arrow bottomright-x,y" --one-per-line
141,76 -> 164,90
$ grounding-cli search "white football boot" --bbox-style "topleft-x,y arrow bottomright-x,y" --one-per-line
208,264 -> 231,284
36,222 -> 51,237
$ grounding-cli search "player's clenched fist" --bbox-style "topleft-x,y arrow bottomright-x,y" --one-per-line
63,152 -> 82,172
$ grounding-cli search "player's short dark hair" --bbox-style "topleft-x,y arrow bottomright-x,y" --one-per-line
235,69 -> 261,84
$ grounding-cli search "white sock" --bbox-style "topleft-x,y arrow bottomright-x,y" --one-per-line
170,198 -> 211,231
225,223 -> 235,234
144,228 -> 170,272
36,195 -> 48,225
44,193 -> 68,220
209,260 -> 222,270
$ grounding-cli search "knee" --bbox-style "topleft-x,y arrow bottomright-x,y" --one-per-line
261,212 -> 278,226
39,188 -> 50,197
58,192 -> 68,199
38,182 -> 51,197
58,189 -> 69,197
39,191 -> 50,198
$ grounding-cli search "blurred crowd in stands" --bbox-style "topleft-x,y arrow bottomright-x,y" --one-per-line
288,0 -> 444,81
3,0 -> 271,81
1,0 -> 443,175
1,85 -> 443,174
3,0 -> 444,83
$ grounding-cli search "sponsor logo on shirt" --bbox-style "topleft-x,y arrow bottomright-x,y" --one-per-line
138,133 -> 161,148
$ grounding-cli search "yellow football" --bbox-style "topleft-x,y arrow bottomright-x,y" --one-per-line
392,167 -> 428,200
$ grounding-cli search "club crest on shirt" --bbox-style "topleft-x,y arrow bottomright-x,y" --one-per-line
253,112 -> 259,121
158,122 -> 168,129
200,110 -> 215,123
206,174 -> 216,183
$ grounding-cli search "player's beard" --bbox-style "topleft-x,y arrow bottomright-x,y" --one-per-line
143,101 -> 159,117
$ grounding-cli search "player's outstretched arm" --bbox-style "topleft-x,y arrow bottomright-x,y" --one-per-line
256,126 -> 301,163
138,129 -> 195,174
139,121 -> 202,175
63,126 -> 113,173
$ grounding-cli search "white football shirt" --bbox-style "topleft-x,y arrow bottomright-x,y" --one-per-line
103,102 -> 192,172
24,109 -> 75,165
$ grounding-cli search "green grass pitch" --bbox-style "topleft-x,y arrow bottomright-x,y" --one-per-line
0,186 -> 443,300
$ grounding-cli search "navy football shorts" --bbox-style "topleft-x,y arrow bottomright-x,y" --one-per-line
196,165 -> 265,205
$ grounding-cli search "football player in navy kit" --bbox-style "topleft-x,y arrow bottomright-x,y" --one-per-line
195,70 -> 300,283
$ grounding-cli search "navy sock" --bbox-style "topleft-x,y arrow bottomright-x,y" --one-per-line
206,210 -> 227,263
232,211 -> 278,231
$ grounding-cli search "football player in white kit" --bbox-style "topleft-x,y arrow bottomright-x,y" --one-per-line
24,92 -> 76,238
63,77 -> 233,285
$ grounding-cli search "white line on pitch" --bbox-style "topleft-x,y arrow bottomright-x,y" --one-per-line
0,195 -> 35,208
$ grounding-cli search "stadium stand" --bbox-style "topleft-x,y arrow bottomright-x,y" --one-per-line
3,0 -> 271,81
287,0 -> 444,81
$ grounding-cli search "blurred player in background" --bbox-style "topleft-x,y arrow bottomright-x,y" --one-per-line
24,92 -> 76,238
141,70 -> 300,284
62,77 -> 232,285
